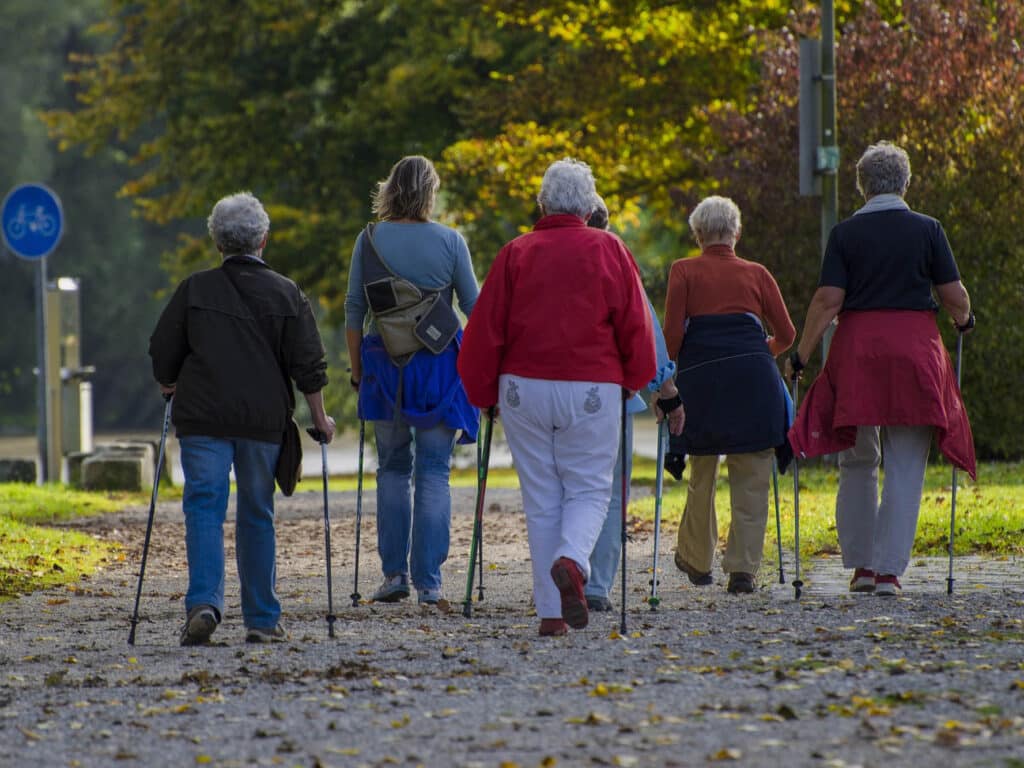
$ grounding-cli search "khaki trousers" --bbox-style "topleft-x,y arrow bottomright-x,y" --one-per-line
675,449 -> 773,576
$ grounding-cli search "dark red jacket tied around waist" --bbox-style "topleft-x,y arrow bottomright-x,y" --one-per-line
787,310 -> 976,479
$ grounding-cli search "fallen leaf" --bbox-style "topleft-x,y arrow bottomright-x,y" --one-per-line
710,748 -> 742,761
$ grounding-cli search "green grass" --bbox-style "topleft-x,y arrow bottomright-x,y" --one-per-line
0,484 -> 148,599
627,459 -> 1024,558
4,459 -> 1021,599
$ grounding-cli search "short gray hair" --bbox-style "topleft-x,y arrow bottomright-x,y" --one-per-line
208,192 -> 270,255
856,141 -> 911,198
537,158 -> 597,219
688,196 -> 742,244
372,155 -> 440,221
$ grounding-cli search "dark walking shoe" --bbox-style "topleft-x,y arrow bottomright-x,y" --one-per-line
586,594 -> 614,612
179,605 -> 218,647
674,551 -> 713,586
370,574 -> 410,603
849,568 -> 876,593
550,557 -> 588,629
726,572 -> 755,594
245,623 -> 289,643
539,618 -> 568,637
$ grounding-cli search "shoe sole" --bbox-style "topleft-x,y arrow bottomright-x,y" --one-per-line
371,589 -> 410,603
550,562 -> 588,630
245,630 -> 288,643
875,586 -> 899,597
850,581 -> 876,593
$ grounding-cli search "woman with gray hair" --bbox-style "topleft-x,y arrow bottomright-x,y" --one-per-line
345,156 -> 480,607
458,158 -> 661,636
662,195 -> 795,596
150,191 -> 335,645
786,141 -> 976,596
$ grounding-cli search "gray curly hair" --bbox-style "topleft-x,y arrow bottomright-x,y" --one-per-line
208,192 -> 270,256
688,195 -> 742,245
537,158 -> 597,219
856,141 -> 912,198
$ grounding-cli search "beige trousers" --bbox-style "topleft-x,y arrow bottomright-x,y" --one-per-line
675,449 -> 773,576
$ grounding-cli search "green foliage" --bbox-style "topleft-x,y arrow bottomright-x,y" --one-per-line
37,0 -> 1024,455
706,0 -> 1024,457
0,0 -> 178,432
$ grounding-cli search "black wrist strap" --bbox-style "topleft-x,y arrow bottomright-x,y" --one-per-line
789,351 -> 805,372
657,393 -> 683,413
956,311 -> 975,333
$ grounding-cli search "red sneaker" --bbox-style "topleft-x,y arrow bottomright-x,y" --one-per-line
539,618 -> 568,636
550,557 -> 588,629
874,574 -> 902,597
849,568 -> 876,593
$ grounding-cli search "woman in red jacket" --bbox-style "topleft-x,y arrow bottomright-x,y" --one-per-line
458,158 -> 668,636
786,141 -> 976,596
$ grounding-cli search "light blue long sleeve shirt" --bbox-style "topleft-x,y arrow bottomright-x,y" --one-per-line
344,221 -> 479,332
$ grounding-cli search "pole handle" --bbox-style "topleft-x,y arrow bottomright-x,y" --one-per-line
306,427 -> 328,444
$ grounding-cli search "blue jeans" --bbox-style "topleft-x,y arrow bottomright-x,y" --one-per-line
374,418 -> 457,593
179,435 -> 281,630
587,415 -> 634,599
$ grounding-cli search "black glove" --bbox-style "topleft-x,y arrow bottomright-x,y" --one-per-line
664,453 -> 687,482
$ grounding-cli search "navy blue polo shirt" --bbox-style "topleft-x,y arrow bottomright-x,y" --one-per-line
819,209 -> 960,311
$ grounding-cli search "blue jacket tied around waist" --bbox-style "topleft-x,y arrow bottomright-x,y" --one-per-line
669,313 -> 790,457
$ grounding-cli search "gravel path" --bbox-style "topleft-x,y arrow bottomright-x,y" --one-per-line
2,486 -> 1024,768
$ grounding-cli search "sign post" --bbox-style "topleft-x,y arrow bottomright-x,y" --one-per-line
2,183 -> 65,483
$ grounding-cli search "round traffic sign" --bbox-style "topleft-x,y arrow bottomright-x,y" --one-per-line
2,183 -> 64,260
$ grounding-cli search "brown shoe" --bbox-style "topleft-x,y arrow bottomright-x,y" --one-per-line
550,557 -> 588,629
726,572 -> 755,594
539,618 -> 568,636
674,551 -> 713,586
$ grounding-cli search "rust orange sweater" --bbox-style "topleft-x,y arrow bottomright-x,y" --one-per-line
663,243 -> 795,359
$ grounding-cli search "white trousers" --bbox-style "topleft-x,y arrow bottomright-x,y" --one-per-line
499,375 -> 621,619
835,425 -> 933,576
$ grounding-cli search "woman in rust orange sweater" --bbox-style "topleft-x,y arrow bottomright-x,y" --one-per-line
661,195 -> 795,594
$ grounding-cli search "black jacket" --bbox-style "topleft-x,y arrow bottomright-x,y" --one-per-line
149,257 -> 328,443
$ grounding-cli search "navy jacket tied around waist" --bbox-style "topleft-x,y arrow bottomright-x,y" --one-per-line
669,313 -> 789,456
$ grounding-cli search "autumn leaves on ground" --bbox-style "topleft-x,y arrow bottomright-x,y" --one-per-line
3,470 -> 1024,767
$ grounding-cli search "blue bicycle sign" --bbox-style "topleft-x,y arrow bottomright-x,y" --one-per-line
2,184 -> 64,260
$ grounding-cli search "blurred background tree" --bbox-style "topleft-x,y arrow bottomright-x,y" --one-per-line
3,0 -> 1020,456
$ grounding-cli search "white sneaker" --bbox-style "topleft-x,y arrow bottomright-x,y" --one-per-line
874,574 -> 902,596
849,568 -> 876,593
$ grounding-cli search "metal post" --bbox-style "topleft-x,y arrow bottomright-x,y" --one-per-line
820,0 -> 839,362
35,258 -> 49,483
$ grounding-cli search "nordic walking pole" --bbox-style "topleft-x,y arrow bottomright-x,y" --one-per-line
947,332 -> 965,595
772,457 -> 785,584
463,407 -> 494,618
307,427 -> 336,637
648,419 -> 666,611
476,429 -> 485,603
351,419 -> 365,607
128,393 -> 173,646
619,393 -> 629,634
790,375 -> 803,600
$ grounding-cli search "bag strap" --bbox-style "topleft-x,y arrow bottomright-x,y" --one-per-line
361,223 -> 453,305
221,259 -> 293,416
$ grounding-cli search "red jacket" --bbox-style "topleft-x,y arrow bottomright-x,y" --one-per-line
458,214 -> 656,408
788,310 -> 976,479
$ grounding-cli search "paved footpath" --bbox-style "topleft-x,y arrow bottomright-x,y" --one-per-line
2,487 -> 1023,768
